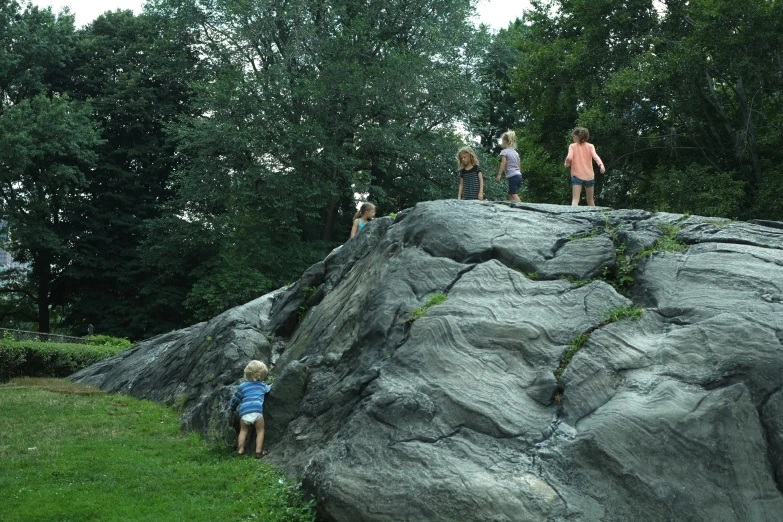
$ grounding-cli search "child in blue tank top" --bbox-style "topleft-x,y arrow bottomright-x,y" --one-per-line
351,202 -> 376,237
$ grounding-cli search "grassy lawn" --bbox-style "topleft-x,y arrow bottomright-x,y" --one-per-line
0,379 -> 315,522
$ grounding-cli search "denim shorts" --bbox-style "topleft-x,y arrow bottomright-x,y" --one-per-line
571,176 -> 596,188
507,174 -> 523,194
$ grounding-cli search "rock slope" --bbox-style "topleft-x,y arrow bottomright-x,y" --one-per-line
71,200 -> 783,522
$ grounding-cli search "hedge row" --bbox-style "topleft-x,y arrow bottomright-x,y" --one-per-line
0,340 -> 127,382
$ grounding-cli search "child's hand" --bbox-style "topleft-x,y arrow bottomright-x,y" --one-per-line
600,166 -> 606,174
496,175 -> 501,183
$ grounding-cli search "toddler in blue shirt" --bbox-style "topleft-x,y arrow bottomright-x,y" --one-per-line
229,360 -> 272,458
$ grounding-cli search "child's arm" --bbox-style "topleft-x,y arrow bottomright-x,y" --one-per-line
350,218 -> 360,237
496,156 -> 507,182
478,171 -> 484,200
229,389 -> 242,413
591,145 -> 606,174
458,177 -> 464,200
564,144 -> 573,168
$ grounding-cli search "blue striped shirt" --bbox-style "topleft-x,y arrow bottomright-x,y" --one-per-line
229,381 -> 271,416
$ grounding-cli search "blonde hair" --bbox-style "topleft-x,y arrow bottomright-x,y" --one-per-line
354,202 -> 376,220
456,146 -> 479,169
244,360 -> 268,382
572,127 -> 590,144
501,130 -> 517,149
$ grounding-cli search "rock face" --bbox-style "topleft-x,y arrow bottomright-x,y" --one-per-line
71,200 -> 783,522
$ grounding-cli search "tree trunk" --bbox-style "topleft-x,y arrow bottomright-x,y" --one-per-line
733,76 -> 764,186
35,255 -> 51,334
321,197 -> 339,242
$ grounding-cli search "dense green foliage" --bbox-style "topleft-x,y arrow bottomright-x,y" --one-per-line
0,339 -> 126,381
59,10 -> 204,338
480,0 -> 783,216
139,0 -> 487,319
82,334 -> 133,349
0,0 -> 781,340
0,380 -> 316,521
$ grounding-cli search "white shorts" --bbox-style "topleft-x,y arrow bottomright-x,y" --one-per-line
241,413 -> 263,425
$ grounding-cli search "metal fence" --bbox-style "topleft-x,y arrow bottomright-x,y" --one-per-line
0,328 -> 87,345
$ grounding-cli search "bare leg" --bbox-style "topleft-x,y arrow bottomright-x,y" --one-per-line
254,416 -> 266,457
507,194 -> 521,202
571,185 -> 582,206
237,422 -> 249,455
585,186 -> 596,206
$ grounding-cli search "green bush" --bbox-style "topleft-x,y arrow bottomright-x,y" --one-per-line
83,334 -> 133,349
0,340 -> 127,382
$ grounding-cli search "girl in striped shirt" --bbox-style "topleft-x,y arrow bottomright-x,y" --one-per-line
456,147 -> 484,201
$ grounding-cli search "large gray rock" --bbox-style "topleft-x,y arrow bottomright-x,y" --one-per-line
71,200 -> 783,521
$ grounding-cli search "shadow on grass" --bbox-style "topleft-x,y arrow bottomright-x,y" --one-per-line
1,377 -> 105,396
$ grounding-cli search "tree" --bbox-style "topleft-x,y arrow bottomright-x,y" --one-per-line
0,1 -> 76,107
143,0 -> 488,319
0,94 -> 99,333
491,0 -> 783,218
57,9 -> 203,339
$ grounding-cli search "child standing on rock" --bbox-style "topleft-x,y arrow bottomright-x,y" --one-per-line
564,127 -> 605,206
457,147 -> 483,200
495,130 -> 523,202
229,360 -> 272,458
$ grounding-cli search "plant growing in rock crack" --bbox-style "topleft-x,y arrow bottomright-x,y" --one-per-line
638,223 -> 688,257
603,244 -> 636,295
296,286 -> 319,322
553,305 -> 644,380
407,294 -> 448,322
702,219 -> 736,227
569,215 -> 619,242
602,305 -> 643,323
564,276 -> 591,287
554,333 -> 590,379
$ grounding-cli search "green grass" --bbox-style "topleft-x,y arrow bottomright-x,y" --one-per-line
408,294 -> 448,322
564,276 -> 591,287
554,306 -> 644,380
603,305 -> 644,322
638,223 -> 688,257
0,379 -> 316,522
554,334 -> 590,379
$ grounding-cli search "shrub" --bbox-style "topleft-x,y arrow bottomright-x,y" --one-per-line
83,334 -> 132,349
0,340 -> 127,382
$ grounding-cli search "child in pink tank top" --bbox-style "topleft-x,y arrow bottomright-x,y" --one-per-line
564,127 -> 605,206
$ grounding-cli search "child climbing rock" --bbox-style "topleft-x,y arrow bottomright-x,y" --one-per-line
229,360 -> 272,458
